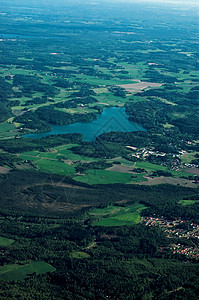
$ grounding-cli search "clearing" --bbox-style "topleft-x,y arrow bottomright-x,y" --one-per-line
0,261 -> 56,281
90,202 -> 147,226
118,82 -> 162,92
0,236 -> 15,246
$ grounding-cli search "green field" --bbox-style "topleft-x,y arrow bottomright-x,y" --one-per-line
181,152 -> 198,164
0,122 -> 17,139
90,203 -> 147,226
70,251 -> 90,259
72,74 -> 134,86
74,169 -> 145,185
18,145 -> 191,182
35,159 -> 76,175
0,236 -> 15,246
179,200 -> 198,206
134,162 -> 191,178
19,144 -> 99,176
0,261 -> 56,281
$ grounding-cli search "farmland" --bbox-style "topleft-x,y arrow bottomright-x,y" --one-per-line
180,200 -> 199,206
90,203 -> 147,226
0,261 -> 55,281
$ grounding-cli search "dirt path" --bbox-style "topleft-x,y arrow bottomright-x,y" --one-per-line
118,81 -> 162,92
24,182 -> 90,190
137,176 -> 197,188
0,166 -> 11,174
106,164 -> 136,173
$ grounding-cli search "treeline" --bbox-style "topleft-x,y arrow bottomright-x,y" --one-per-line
13,74 -> 59,98
14,105 -> 98,130
0,77 -> 13,122
0,134 -> 82,153
131,86 -> 199,138
75,160 -> 112,173
0,153 -> 21,168
71,141 -> 127,159
97,127 -> 190,154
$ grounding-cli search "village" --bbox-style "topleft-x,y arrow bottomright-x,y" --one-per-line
126,146 -> 199,172
142,216 -> 199,259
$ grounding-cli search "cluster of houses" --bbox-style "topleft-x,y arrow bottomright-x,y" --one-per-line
143,217 -> 199,259
126,146 -> 199,171
126,146 -> 167,159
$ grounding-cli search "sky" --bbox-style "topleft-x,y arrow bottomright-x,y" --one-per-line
101,0 -> 199,6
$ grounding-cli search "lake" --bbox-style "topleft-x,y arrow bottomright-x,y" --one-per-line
23,107 -> 145,141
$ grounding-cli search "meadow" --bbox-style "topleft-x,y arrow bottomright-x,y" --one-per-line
18,144 -> 98,173
74,169 -> 146,185
17,146 -> 191,184
90,203 -> 147,226
179,200 -> 199,206
0,236 -> 15,247
70,251 -> 90,259
0,122 -> 17,139
0,261 -> 56,281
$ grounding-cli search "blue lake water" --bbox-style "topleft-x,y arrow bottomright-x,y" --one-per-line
23,107 -> 145,141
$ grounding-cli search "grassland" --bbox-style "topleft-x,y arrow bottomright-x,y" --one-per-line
179,200 -> 198,206
181,152 -> 198,164
111,159 -> 191,178
70,251 -> 90,259
90,203 -> 147,226
0,122 -> 17,139
18,146 -> 191,184
129,161 -> 191,178
0,236 -> 15,246
0,261 -> 56,281
74,169 -> 146,185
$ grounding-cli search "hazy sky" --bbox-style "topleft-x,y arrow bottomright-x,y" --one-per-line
105,0 -> 199,5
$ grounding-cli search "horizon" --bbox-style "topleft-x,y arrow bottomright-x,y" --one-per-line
1,0 -> 199,5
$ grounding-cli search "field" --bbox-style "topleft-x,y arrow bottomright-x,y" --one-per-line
181,152 -> 198,164
130,161 -> 191,178
106,162 -> 189,177
137,176 -> 197,188
90,203 -> 147,226
0,261 -> 56,281
118,82 -> 162,92
18,147 -> 192,184
70,251 -> 90,259
179,200 -> 199,206
0,166 -> 11,174
0,122 -> 17,139
18,146 -> 149,184
18,144 -> 99,176
0,236 -> 15,246
74,169 -> 146,185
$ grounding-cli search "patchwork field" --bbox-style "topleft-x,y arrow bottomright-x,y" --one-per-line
17,147 -> 193,185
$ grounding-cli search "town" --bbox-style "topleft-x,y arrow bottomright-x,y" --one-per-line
143,216 -> 199,259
